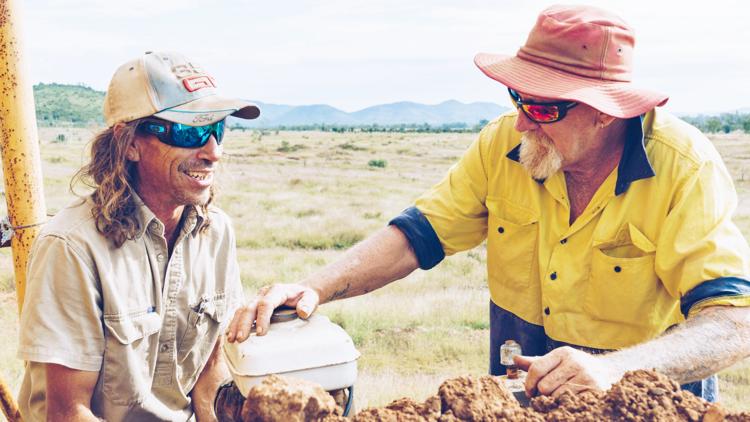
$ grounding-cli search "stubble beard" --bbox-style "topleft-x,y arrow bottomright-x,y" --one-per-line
176,160 -> 215,207
519,130 -> 563,180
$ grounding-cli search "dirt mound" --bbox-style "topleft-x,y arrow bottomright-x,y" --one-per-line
437,375 -> 542,421
225,370 -> 750,422
354,370 -> 750,421
531,389 -> 605,421
238,375 -> 344,422
352,396 -> 441,421
601,369 -> 712,421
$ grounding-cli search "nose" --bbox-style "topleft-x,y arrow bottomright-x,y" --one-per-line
514,109 -> 539,133
197,134 -> 222,162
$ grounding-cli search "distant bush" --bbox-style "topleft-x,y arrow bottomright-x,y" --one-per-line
368,159 -> 387,168
339,142 -> 366,151
277,141 -> 306,153
53,133 -> 66,143
276,230 -> 365,250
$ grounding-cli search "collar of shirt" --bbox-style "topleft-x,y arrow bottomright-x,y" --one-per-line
131,191 -> 206,239
504,116 -> 654,195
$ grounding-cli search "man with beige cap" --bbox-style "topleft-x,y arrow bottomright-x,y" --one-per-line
17,51 -> 258,421
228,5 -> 750,401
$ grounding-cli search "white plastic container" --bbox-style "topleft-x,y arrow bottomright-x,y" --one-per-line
223,312 -> 360,397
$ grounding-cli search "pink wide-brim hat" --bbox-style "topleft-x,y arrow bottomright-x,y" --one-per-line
475,5 -> 668,119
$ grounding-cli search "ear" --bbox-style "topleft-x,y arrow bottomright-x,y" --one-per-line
597,112 -> 618,129
117,123 -> 141,162
126,141 -> 141,162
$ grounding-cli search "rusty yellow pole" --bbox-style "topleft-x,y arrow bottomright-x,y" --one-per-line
0,0 -> 46,419
0,0 -> 47,312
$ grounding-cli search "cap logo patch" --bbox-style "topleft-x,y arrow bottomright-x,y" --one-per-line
192,113 -> 215,124
172,62 -> 205,78
182,75 -> 217,92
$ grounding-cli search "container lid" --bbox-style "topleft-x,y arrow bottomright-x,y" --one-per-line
223,314 -> 360,376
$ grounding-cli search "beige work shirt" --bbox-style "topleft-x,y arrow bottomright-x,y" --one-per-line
17,196 -> 243,421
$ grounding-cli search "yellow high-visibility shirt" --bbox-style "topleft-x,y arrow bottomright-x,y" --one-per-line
410,109 -> 750,350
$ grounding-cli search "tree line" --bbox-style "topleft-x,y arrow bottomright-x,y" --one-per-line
230,120 -> 492,133
681,113 -> 750,134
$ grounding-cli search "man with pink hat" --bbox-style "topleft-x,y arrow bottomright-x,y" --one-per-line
228,5 -> 750,400
17,51 -> 259,421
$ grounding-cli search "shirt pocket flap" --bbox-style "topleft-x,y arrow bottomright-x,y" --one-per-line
104,311 -> 162,345
627,223 -> 656,254
203,297 -> 227,323
593,223 -> 655,256
189,295 -> 228,325
486,197 -> 538,226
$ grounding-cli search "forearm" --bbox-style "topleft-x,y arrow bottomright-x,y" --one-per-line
602,306 -> 750,384
303,225 -> 420,304
191,339 -> 229,422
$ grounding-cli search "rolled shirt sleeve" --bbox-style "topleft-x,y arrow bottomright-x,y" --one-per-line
18,234 -> 104,371
389,207 -> 445,270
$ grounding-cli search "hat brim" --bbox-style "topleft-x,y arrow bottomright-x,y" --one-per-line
153,94 -> 260,126
474,53 -> 668,119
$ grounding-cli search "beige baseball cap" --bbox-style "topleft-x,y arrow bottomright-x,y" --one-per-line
103,51 -> 260,126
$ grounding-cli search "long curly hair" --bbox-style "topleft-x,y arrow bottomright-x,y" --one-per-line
71,119 -> 212,248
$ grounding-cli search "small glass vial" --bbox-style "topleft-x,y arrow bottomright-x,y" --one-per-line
500,340 -> 523,379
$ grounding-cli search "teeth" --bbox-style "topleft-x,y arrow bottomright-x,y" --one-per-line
186,171 -> 209,181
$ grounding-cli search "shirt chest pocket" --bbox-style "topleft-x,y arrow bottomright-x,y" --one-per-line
102,311 -> 162,406
177,293 -> 227,389
584,223 -> 661,327
486,198 -> 540,291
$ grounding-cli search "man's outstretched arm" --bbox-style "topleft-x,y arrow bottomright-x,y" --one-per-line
516,305 -> 750,397
226,225 -> 420,342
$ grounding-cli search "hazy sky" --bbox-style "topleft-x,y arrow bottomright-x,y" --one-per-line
22,0 -> 749,114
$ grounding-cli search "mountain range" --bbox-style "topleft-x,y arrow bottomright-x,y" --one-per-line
34,83 -> 508,128
231,100 -> 508,128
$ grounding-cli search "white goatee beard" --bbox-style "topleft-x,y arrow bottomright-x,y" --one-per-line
519,130 -> 563,180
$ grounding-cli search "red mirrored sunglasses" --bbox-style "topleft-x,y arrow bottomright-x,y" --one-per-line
508,88 -> 578,124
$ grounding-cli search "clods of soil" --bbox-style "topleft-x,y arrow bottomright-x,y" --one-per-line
238,375 -> 344,422
228,370 -> 750,421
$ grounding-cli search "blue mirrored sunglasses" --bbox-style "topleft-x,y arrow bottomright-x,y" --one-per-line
137,118 -> 225,148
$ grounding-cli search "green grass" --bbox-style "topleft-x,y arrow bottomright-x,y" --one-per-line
1,129 -> 749,411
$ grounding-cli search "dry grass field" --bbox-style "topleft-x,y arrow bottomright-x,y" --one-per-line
0,125 -> 748,413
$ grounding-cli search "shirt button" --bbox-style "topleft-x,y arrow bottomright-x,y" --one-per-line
497,226 -> 505,234
157,253 -> 165,261
614,266 -> 622,273
560,238 -> 567,244
544,307 -> 550,315
160,344 -> 170,353
550,272 -> 557,280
